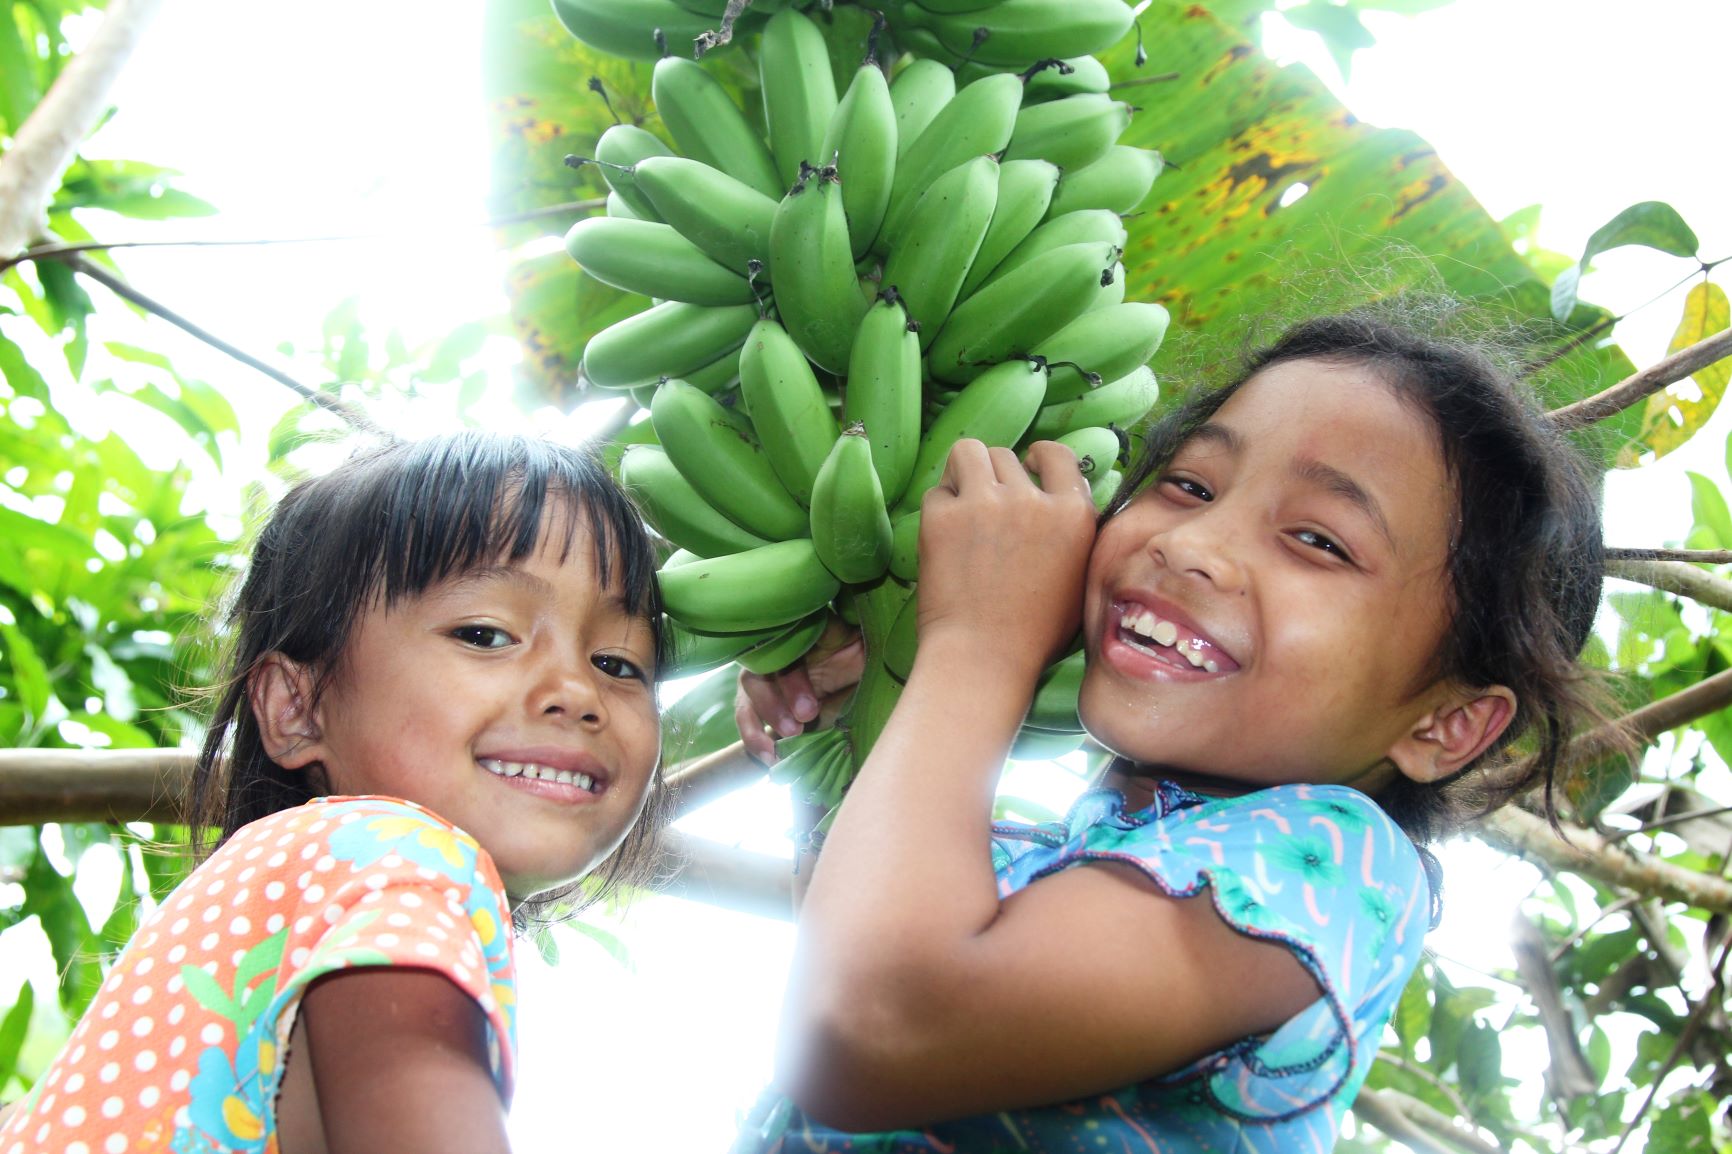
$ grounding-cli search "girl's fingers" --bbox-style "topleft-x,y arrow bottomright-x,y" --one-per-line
807,636 -> 866,698
936,438 -> 994,496
1022,439 -> 1093,497
777,665 -> 822,724
734,687 -> 778,765
987,445 -> 1025,486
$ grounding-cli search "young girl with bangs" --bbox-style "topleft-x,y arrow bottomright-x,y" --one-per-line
733,311 -> 1614,1152
0,432 -> 666,1154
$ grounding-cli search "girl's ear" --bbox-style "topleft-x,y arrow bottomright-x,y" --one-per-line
249,653 -> 325,771
1388,684 -> 1517,785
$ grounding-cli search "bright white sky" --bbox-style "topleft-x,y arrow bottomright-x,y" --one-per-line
4,0 -> 1729,1150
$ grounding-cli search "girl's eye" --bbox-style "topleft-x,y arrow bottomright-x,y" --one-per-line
1294,529 -> 1349,560
593,653 -> 647,682
1160,475 -> 1213,502
452,624 -> 513,650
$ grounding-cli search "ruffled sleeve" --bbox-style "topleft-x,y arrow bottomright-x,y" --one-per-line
994,783 -> 1429,1123
260,797 -> 520,1100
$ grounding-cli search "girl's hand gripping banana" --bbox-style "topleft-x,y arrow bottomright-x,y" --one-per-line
649,379 -> 810,541
809,424 -> 895,585
759,9 -> 840,188
658,538 -> 841,634
652,56 -> 784,200
893,358 -> 1051,513
842,290 -> 923,506
739,316 -> 841,507
769,162 -> 868,375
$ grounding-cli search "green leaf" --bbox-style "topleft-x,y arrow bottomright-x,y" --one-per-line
1392,966 -> 1432,1053
86,645 -> 138,722
0,981 -> 34,1078
178,963 -> 238,1021
1624,282 -> 1731,463
35,259 -> 93,378
1646,1090 -> 1715,1152
1456,1020 -> 1502,1099
565,919 -> 637,971
1688,470 -> 1732,549
661,665 -> 741,766
0,3 -> 40,137
423,321 -> 491,384
0,331 -> 50,401
1,622 -> 52,723
1552,201 -> 1701,322
84,188 -> 219,221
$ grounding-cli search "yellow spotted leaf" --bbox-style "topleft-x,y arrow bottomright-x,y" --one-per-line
1622,281 -> 1731,465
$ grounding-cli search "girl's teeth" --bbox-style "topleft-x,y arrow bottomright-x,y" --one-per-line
1150,620 -> 1178,647
1181,645 -> 1207,668
481,759 -> 598,791
1203,660 -> 1219,674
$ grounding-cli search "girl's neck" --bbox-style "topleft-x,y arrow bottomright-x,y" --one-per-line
1097,763 -> 1256,810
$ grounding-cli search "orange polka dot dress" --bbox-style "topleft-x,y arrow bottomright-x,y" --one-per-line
0,797 -> 518,1154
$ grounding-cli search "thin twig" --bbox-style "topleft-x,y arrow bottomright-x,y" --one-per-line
1478,807 -> 1732,914
1373,1052 -> 1476,1129
1633,803 -> 1732,835
1546,894 -> 1639,963
1607,548 -> 1732,565
1107,71 -> 1182,89
1609,935 -> 1730,1154
1549,327 -> 1732,430
0,198 -> 608,275
64,254 -> 385,437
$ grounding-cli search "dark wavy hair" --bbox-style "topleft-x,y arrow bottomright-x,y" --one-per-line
1105,309 -> 1617,842
187,431 -> 668,916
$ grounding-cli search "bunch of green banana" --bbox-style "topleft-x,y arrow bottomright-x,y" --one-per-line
546,4 -> 1175,803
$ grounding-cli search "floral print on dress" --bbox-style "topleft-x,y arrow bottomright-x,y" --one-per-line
0,796 -> 518,1154
736,782 -> 1431,1154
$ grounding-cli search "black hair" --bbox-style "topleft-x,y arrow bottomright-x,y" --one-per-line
188,431 -> 667,914
1106,309 -> 1618,842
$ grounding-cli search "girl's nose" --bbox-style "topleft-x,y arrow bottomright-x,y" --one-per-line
533,652 -> 608,727
1148,508 -> 1249,594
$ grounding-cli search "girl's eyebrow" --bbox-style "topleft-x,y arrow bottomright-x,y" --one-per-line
437,565 -> 555,599
1292,458 -> 1394,549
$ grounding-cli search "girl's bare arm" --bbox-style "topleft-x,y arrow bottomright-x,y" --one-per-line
294,967 -> 512,1153
779,441 -> 1319,1131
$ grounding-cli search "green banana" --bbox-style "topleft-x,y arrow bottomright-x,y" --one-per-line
1095,263 -> 1127,310
1025,647 -> 1087,731
583,301 -> 759,389
663,615 -> 787,678
551,0 -> 738,60
1050,426 -> 1122,480
738,316 -> 840,506
680,343 -> 745,395
906,0 -> 1007,13
809,425 -> 893,584
887,58 -> 955,158
880,73 -> 1022,247
881,155 -> 999,346
658,538 -> 840,633
927,241 -> 1119,384
819,62 -> 899,258
889,510 -> 920,581
957,158 -> 1061,300
1020,55 -> 1113,102
895,0 -> 1134,66
768,728 -> 844,786
565,217 -> 755,306
977,208 -> 1127,293
798,739 -> 853,808
842,290 -> 923,505
593,124 -> 671,222
882,588 -> 920,681
736,611 -> 829,675
1047,145 -> 1164,217
620,445 -> 772,558
769,164 -> 867,375
605,191 -> 643,221
1028,365 -> 1160,440
1004,94 -> 1130,174
894,358 -> 1051,512
632,155 -> 779,276
1091,467 -> 1123,512
760,9 -> 839,187
1032,302 -> 1170,401
649,379 -> 810,540
652,57 -> 784,200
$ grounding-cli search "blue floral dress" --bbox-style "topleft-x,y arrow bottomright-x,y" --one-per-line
0,796 -> 517,1154
735,781 -> 1432,1154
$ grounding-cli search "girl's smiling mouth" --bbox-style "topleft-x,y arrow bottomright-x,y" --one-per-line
478,749 -> 610,801
1103,599 -> 1241,679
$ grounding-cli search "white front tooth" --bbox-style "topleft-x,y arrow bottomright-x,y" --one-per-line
528,764 -> 550,780
555,769 -> 575,785
1131,614 -> 1158,639
574,773 -> 594,792
1182,645 -> 1207,668
1151,620 -> 1178,647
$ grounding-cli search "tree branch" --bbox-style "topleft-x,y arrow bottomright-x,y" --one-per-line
1607,559 -> 1732,614
1352,1086 -> 1505,1154
0,0 -> 168,258
659,829 -> 791,921
664,739 -> 764,819
1610,935 -> 1730,1154
64,254 -> 385,437
1606,548 -> 1732,565
1476,807 -> 1732,914
1548,328 -> 1732,431
0,198 -> 609,275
